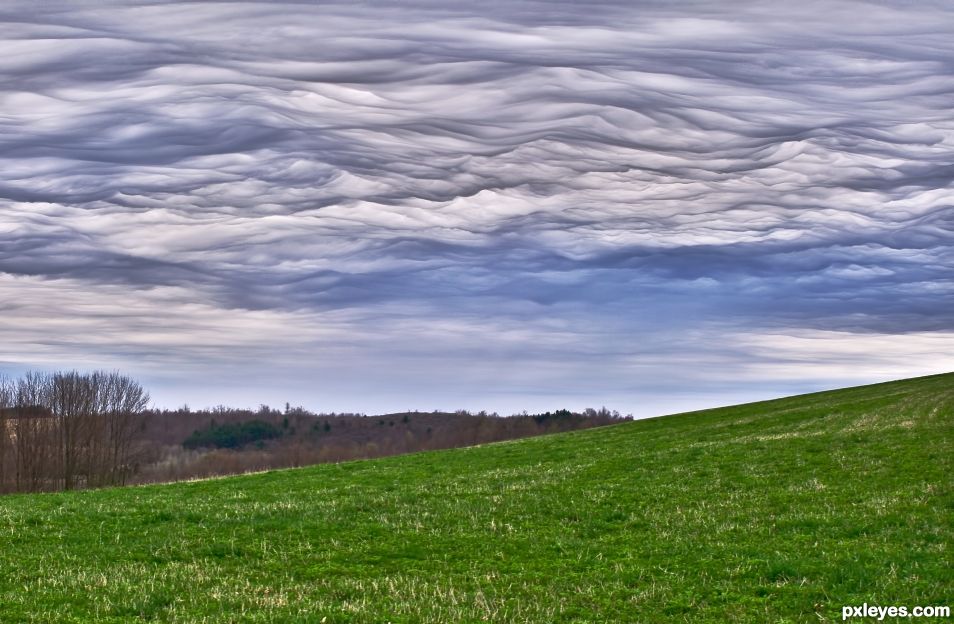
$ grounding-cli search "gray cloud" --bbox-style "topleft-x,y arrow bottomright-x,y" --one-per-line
1,0 -> 952,412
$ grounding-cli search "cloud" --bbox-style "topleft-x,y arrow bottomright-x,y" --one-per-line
1,0 -> 952,411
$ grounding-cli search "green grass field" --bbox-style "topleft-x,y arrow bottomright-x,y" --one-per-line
1,374 -> 951,623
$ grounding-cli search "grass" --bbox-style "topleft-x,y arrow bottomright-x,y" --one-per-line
0,373 -> 951,623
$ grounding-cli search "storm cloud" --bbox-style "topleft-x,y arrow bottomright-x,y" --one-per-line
1,0 -> 951,414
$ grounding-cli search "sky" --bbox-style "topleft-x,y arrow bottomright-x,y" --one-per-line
1,0 -> 952,417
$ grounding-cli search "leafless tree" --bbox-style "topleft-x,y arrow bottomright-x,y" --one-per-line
0,375 -> 11,490
11,372 -> 55,491
98,371 -> 149,485
50,371 -> 95,489
0,371 -> 149,493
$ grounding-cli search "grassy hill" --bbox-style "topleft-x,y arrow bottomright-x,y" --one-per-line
0,373 -> 950,623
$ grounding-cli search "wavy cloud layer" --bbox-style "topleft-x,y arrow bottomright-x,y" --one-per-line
1,1 -> 951,412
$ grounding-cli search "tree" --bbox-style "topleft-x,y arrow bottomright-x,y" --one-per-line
0,370 -> 149,492
0,376 -> 11,490
97,372 -> 149,486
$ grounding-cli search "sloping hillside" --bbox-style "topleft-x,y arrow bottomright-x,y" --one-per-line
0,373 -> 950,622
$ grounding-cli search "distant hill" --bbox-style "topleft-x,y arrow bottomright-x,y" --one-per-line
0,373 -> 950,622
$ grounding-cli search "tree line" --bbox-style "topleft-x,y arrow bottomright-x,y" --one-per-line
0,371 -> 148,493
132,405 -> 629,484
2,370 -> 630,494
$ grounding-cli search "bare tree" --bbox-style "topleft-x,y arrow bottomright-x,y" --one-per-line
0,376 -> 11,491
12,372 -> 55,492
0,371 -> 150,493
99,372 -> 149,485
50,371 -> 96,490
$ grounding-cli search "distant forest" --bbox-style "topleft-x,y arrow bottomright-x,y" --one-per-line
0,371 -> 629,494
